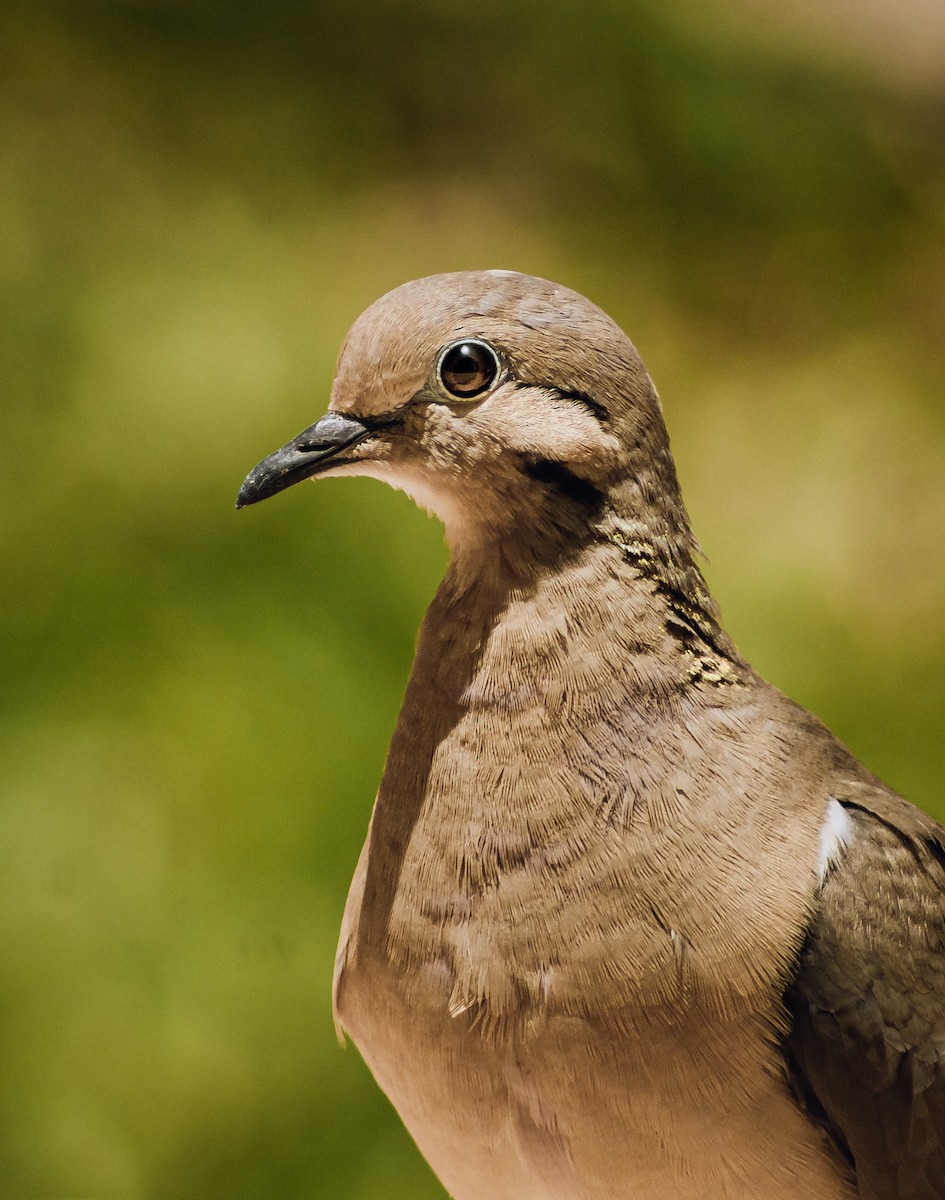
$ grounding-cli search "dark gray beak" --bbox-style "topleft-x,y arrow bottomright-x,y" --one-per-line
236,412 -> 379,508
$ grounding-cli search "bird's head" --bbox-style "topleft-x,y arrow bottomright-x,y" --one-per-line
238,270 -> 690,565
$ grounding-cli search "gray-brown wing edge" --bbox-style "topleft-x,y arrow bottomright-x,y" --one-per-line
784,792 -> 945,1199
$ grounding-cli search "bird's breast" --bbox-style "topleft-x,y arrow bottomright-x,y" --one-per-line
331,564 -> 853,1197
335,913 -> 854,1200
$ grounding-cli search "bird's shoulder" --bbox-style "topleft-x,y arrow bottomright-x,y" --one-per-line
784,777 -> 945,1200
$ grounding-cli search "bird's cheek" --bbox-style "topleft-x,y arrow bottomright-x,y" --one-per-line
505,418 -> 624,483
480,399 -> 614,462
570,432 -> 624,481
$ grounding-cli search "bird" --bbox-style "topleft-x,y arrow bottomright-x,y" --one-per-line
237,270 -> 945,1199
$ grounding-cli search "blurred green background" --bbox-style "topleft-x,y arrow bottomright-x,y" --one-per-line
2,0 -> 944,1196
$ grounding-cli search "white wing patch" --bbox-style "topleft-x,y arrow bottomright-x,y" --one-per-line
817,797 -> 854,882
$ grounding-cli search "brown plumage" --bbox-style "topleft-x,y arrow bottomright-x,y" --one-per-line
238,271 -> 945,1199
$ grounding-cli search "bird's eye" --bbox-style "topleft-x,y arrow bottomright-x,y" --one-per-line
436,340 -> 500,399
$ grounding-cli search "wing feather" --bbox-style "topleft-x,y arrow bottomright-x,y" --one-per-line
785,792 -> 945,1199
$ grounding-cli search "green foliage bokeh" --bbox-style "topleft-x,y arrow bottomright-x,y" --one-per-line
2,1 -> 944,1196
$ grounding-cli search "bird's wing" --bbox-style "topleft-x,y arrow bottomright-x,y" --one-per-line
784,789 -> 945,1199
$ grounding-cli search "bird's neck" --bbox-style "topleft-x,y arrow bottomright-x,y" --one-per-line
380,522 -> 747,832
439,486 -> 741,678
353,529 -> 748,965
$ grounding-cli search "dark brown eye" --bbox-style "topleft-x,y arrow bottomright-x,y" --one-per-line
436,340 -> 500,399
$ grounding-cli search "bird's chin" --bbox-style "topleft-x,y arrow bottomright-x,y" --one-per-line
329,459 -> 460,529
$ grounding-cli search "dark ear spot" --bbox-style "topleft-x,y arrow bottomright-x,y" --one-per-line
523,458 -> 604,509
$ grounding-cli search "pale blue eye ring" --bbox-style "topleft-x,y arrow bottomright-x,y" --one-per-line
436,339 -> 500,399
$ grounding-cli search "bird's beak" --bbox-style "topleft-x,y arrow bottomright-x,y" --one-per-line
237,411 -> 379,508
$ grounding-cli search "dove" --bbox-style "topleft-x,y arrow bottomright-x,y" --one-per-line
238,271 -> 945,1200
